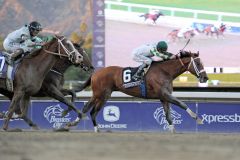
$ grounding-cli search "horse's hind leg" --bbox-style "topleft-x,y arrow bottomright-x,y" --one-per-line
90,102 -> 102,133
82,98 -> 95,114
161,100 -> 176,133
60,88 -> 77,115
61,88 -> 76,103
90,92 -> 110,133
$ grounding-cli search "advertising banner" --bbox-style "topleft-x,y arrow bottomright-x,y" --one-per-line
91,101 -> 197,132
0,100 -> 240,133
198,102 -> 240,133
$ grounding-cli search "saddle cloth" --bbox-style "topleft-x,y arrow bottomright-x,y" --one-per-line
122,67 -> 147,97
0,51 -> 19,91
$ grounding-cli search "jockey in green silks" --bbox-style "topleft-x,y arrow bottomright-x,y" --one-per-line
132,41 -> 177,81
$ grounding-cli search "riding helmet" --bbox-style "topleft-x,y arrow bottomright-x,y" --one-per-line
156,41 -> 168,52
29,21 -> 43,32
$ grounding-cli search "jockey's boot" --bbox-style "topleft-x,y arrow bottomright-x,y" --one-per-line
132,63 -> 148,81
8,49 -> 24,65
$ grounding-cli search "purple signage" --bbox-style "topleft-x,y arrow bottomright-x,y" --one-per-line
31,101 -> 85,130
1,99 -> 240,133
92,0 -> 105,70
94,101 -> 197,132
198,102 -> 240,133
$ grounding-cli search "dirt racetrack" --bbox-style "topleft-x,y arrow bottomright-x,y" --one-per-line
0,131 -> 240,160
106,20 -> 240,68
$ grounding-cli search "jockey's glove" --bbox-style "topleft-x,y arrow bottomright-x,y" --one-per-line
28,42 -> 44,47
179,50 -> 186,57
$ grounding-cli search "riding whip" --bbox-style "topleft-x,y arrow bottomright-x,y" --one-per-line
181,39 -> 190,50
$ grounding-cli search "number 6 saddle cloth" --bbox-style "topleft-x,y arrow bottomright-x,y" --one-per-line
122,66 -> 149,98
0,51 -> 20,91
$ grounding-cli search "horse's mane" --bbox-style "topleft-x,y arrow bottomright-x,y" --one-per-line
24,36 -> 57,59
152,52 -> 199,65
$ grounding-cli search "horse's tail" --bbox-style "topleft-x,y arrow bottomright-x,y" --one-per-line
74,74 -> 92,92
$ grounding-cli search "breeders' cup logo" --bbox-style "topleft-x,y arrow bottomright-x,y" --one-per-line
103,106 -> 120,122
44,104 -> 71,129
154,107 -> 183,130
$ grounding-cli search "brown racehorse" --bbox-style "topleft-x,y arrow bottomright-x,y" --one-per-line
167,29 -> 196,43
0,43 -> 94,129
203,24 -> 226,38
69,51 -> 208,133
139,11 -> 164,24
1,35 -> 84,130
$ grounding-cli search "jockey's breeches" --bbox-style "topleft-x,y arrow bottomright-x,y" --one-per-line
3,39 -> 31,53
133,54 -> 152,65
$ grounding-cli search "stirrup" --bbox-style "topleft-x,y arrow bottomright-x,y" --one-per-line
5,57 -> 14,65
132,74 -> 142,81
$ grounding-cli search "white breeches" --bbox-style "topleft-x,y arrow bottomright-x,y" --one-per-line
3,39 -> 32,53
132,54 -> 152,65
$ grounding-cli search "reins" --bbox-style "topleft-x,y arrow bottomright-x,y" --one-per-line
178,56 -> 205,78
187,57 -> 205,77
43,36 -> 83,62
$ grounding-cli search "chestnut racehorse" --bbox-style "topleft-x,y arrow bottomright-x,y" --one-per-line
203,24 -> 226,38
167,29 -> 196,43
140,11 -> 164,24
68,51 -> 209,133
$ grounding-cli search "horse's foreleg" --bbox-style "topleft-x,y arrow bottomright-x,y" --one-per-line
3,92 -> 23,130
65,98 -> 95,128
22,116 -> 39,130
20,96 -> 39,130
163,92 -> 203,124
161,100 -> 176,133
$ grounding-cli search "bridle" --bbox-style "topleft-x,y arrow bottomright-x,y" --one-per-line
44,36 -> 83,63
178,56 -> 205,78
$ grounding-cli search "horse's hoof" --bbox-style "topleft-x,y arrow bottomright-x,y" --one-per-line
66,121 -> 79,127
54,127 -> 70,132
82,113 -> 89,120
32,126 -> 40,130
94,126 -> 100,133
61,110 -> 69,117
7,128 -> 23,132
197,118 -> 204,124
168,125 -> 176,134
0,112 -> 5,118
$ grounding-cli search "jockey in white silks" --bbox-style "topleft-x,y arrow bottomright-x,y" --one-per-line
177,26 -> 194,38
132,41 -> 178,81
3,21 -> 44,64
210,24 -> 218,33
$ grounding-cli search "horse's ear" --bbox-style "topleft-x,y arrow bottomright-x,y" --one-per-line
194,51 -> 199,57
